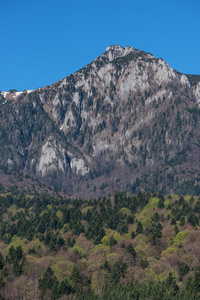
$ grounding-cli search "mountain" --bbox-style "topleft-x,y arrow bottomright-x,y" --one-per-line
0,45 -> 200,197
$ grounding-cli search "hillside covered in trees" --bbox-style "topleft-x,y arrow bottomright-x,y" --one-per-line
0,191 -> 200,299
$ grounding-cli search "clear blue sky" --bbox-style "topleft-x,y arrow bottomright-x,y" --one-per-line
0,0 -> 199,91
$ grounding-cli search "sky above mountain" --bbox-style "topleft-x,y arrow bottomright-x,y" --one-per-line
0,0 -> 199,91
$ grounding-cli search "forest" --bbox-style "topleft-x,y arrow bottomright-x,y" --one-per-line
0,190 -> 200,299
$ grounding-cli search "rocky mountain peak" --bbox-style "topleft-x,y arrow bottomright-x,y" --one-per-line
105,45 -> 136,61
0,45 -> 200,197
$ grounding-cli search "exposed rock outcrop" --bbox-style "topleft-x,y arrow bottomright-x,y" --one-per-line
0,45 -> 200,196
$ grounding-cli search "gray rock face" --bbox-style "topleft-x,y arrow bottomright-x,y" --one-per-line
37,136 -> 67,176
193,82 -> 200,106
0,45 -> 200,196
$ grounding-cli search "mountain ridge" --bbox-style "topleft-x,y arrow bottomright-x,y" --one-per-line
0,45 -> 200,197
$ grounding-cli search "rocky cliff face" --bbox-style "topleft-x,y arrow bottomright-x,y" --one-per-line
1,45 -> 200,196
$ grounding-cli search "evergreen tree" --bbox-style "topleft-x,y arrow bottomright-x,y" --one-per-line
70,266 -> 80,285
136,221 -> 143,234
109,236 -> 117,246
127,243 -> 136,259
0,253 -> 4,269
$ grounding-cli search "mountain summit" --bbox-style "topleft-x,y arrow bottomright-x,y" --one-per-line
1,46 -> 200,196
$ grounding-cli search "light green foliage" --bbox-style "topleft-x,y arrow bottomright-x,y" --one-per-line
6,236 -> 25,253
101,235 -> 109,246
173,231 -> 190,245
185,195 -> 192,202
89,245 -> 109,272
161,246 -> 179,257
101,229 -> 121,245
56,210 -> 63,221
63,224 -> 68,232
136,197 -> 159,227
157,270 -> 178,282
126,192 -> 131,198
7,205 -> 24,216
72,244 -> 86,258
164,198 -> 171,208
144,268 -> 157,282
46,204 -> 52,211
28,206 -> 33,216
106,253 -> 119,264
113,232 -> 121,242
51,258 -> 74,281
26,238 -> 41,252
134,235 -> 149,258
145,268 -> 178,283
91,270 -> 107,294
120,207 -> 132,216
81,206 -> 93,214
171,194 -> 179,200
26,254 -> 38,262
79,258 -> 87,271
124,232 -> 132,239
91,244 -> 109,254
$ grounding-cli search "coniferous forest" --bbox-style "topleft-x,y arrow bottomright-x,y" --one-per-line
0,191 -> 200,299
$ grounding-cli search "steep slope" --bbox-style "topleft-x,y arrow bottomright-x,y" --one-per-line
0,45 -> 200,196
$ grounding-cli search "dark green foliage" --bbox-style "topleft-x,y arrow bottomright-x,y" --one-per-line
109,263 -> 121,284
187,212 -> 199,226
38,266 -> 57,297
109,236 -> 117,246
158,192 -> 165,208
180,216 -> 185,226
57,236 -> 65,247
171,217 -> 177,225
175,225 -> 179,235
151,223 -> 162,245
0,253 -> 4,270
126,215 -> 134,224
131,231 -> 136,239
194,200 -> 200,213
153,212 -> 160,222
126,243 -> 136,259
178,261 -> 190,280
2,266 -> 8,277
140,259 -> 149,269
38,265 -> 73,299
136,221 -> 143,234
165,271 -> 179,292
70,266 -> 80,285
57,279 -> 74,298
101,260 -> 110,272
6,245 -> 24,276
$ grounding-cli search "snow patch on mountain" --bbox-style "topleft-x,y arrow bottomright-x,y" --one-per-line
1,91 -> 9,98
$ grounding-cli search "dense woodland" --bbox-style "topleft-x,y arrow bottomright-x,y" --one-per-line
0,191 -> 200,299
